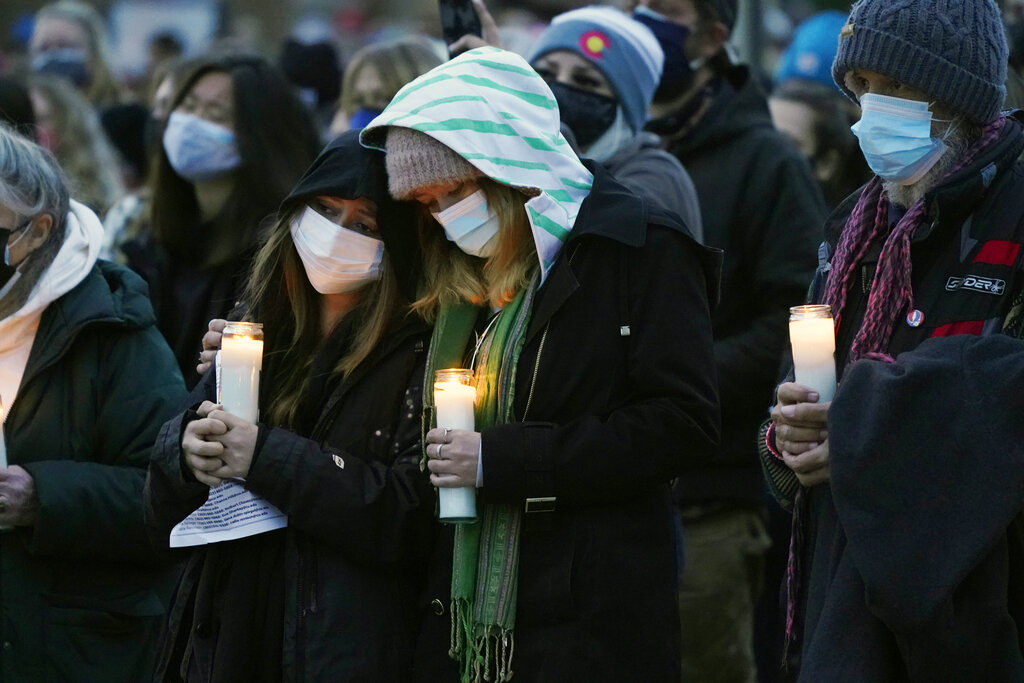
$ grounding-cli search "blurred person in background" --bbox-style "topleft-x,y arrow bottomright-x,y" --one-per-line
279,24 -> 343,138
0,122 -> 184,682
770,10 -> 871,209
28,74 -> 125,216
122,53 -> 319,388
527,5 -> 703,240
0,76 -> 37,141
100,102 -> 150,191
102,58 -> 196,263
630,0 -> 827,680
145,131 -> 435,683
147,32 -> 185,84
328,36 -> 444,137
30,0 -> 123,110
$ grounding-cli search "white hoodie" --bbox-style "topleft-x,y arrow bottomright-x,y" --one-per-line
0,200 -> 102,416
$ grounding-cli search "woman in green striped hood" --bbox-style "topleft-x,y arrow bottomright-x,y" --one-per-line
361,47 -> 721,683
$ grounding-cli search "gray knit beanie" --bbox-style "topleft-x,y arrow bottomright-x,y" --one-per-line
384,127 -> 479,199
832,0 -> 1007,124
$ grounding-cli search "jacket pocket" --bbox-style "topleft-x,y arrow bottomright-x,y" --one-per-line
42,591 -> 164,682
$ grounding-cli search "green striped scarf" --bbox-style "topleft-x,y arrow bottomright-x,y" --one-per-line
422,274 -> 539,682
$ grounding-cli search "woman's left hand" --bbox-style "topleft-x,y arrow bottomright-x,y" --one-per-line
202,407 -> 259,481
425,428 -> 480,488
0,465 -> 38,526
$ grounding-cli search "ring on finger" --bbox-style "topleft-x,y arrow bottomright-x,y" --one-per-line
442,427 -> 450,442
436,443 -> 444,459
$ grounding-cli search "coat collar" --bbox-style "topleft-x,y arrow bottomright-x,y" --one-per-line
310,312 -> 429,441
524,161 -> 719,343
24,262 -> 152,387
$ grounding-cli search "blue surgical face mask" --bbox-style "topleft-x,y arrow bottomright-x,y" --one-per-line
431,189 -> 500,258
32,48 -> 91,88
163,111 -> 242,182
851,93 -> 948,185
633,6 -> 697,100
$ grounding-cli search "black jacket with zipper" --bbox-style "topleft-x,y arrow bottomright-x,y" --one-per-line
145,314 -> 436,682
414,162 -> 721,682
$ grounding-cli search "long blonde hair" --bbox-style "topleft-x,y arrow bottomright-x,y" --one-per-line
35,0 -> 122,108
243,206 -> 403,429
412,178 -> 538,320
28,74 -> 124,214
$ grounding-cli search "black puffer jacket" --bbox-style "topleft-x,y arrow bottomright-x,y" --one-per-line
1,260 -> 185,682
145,314 -> 436,683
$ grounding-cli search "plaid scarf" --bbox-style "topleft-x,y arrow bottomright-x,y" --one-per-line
422,274 -> 539,683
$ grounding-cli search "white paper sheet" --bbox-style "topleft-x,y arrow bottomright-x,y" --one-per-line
168,480 -> 287,547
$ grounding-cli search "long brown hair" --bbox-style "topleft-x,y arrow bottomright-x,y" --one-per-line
411,178 -> 538,320
241,206 -> 403,429
149,53 -> 319,269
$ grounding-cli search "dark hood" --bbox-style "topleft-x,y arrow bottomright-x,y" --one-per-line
669,64 -> 774,157
285,129 -> 422,301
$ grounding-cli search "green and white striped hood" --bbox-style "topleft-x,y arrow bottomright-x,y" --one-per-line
361,46 -> 594,281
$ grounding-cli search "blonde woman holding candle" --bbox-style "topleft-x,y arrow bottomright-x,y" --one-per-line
144,131 -> 437,682
360,47 -> 720,682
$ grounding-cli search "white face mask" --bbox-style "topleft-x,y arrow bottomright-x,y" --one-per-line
163,111 -> 242,182
431,189 -> 500,258
290,206 -> 384,294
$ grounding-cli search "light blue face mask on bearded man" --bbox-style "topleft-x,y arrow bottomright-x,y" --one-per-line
851,93 -> 948,185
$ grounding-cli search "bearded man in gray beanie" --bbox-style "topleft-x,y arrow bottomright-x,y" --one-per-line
760,0 -> 1024,679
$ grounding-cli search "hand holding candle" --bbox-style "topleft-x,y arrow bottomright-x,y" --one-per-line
429,369 -> 478,523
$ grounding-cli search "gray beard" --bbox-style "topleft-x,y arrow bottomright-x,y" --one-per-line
883,123 -> 973,209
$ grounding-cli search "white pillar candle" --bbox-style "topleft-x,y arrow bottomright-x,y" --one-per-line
218,322 -> 264,424
434,369 -> 477,523
789,305 -> 837,402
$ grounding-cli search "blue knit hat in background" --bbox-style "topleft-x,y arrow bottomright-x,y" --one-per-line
832,0 -> 1007,124
527,6 -> 663,134
775,11 -> 847,90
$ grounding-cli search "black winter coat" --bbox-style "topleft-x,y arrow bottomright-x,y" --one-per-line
761,114 -> 1024,680
414,163 -> 721,682
123,231 -> 251,389
145,315 -> 437,682
665,64 -> 826,504
0,261 -> 185,682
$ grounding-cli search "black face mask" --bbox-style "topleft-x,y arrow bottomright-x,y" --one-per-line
548,81 -> 618,150
633,8 -> 697,101
0,227 -> 17,292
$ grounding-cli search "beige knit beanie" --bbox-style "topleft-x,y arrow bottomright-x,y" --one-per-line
384,127 -> 480,199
